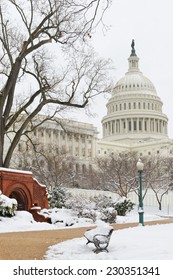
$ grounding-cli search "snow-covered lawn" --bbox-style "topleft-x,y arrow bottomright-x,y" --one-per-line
0,206 -> 173,260
45,223 -> 173,260
0,205 -> 171,233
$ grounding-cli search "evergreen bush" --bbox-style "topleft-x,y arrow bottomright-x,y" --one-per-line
48,187 -> 66,208
0,192 -> 18,217
114,198 -> 135,216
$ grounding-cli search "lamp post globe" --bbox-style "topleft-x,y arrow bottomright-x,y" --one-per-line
137,159 -> 144,226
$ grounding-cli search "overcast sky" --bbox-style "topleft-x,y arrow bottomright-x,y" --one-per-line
76,0 -> 173,139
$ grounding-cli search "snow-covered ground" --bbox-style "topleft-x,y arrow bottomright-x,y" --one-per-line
0,206 -> 173,260
0,205 -> 172,233
44,206 -> 173,260
45,223 -> 173,260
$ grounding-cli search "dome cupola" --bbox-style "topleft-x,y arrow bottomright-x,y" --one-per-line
113,40 -> 157,96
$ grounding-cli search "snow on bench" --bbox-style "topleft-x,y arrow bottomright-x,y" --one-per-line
84,224 -> 114,253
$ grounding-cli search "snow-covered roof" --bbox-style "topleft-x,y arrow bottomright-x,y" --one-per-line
0,167 -> 32,175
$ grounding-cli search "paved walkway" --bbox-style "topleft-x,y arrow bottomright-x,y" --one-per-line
0,218 -> 173,260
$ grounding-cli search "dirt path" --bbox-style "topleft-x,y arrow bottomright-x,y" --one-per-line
0,218 -> 173,260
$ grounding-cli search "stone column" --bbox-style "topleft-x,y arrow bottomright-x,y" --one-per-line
147,118 -> 150,132
78,135 -> 82,159
58,130 -> 61,147
153,119 -> 156,133
131,118 -> 134,132
142,118 -> 145,132
43,128 -> 47,147
137,118 -> 139,132
166,122 -> 168,134
120,119 -> 123,134
125,119 -> 128,133
149,119 -> 152,132
72,134 -> 75,157
65,133 -> 68,152
51,129 -> 54,145
118,120 -> 120,133
91,137 -> 96,159
109,121 -> 112,135
85,136 -> 88,158
115,120 -> 118,133
112,121 -> 115,134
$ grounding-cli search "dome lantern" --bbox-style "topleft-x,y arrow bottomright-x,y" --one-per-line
128,39 -> 139,72
113,40 -> 157,96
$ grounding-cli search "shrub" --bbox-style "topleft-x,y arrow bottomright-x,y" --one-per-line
0,192 -> 18,217
100,207 -> 117,223
114,198 -> 135,216
48,187 -> 66,208
65,194 -> 117,223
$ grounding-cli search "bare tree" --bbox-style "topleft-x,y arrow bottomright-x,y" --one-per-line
144,155 -> 173,210
14,145 -> 76,191
96,152 -> 139,197
0,0 -> 112,167
71,163 -> 100,189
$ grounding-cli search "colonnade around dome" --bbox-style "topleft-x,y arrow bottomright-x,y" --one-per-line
102,117 -> 168,140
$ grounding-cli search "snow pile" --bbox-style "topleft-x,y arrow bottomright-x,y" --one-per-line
0,208 -> 94,233
40,208 -> 93,227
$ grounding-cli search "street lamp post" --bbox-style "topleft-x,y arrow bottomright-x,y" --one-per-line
136,159 -> 144,226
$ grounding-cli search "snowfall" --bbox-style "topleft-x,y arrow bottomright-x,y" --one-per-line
0,199 -> 173,260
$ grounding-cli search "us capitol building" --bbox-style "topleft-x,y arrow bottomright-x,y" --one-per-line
98,40 -> 172,159
12,41 -> 173,169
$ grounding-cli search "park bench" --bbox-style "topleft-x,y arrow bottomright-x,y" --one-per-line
84,226 -> 114,253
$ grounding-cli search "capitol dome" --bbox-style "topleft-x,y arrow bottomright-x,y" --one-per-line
102,40 -> 168,143
113,71 -> 157,96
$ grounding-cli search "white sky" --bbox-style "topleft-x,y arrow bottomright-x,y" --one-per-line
76,0 -> 173,139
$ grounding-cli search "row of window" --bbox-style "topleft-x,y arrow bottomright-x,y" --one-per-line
18,159 -> 92,174
115,82 -> 154,91
98,149 -> 172,156
18,143 -> 92,158
108,101 -> 161,113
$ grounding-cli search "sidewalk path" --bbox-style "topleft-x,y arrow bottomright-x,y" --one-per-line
0,217 -> 173,260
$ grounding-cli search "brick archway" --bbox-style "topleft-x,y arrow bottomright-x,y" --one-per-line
0,168 -> 48,211
5,182 -> 33,210
9,188 -> 29,210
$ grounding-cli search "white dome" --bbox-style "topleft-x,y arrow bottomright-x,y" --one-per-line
113,49 -> 157,95
113,71 -> 157,95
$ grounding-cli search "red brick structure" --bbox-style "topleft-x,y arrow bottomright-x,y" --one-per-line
0,168 -> 48,212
